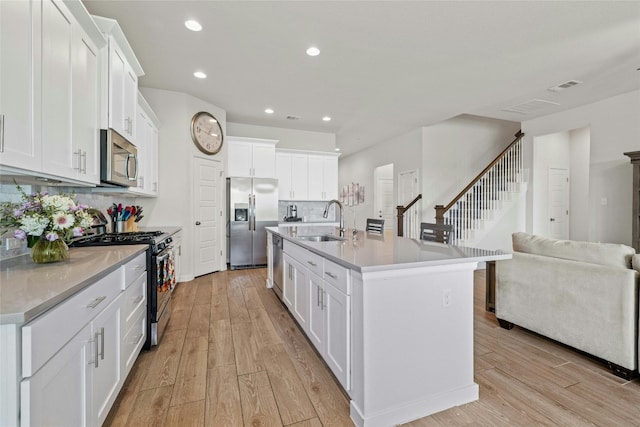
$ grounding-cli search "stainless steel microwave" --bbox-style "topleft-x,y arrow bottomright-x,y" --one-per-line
100,129 -> 138,187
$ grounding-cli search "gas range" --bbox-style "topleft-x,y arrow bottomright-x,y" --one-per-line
69,230 -> 176,349
70,231 -> 172,254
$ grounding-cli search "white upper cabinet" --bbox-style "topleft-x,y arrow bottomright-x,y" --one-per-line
276,150 -> 340,201
227,137 -> 277,178
307,154 -> 339,200
133,92 -> 160,196
276,151 -> 308,200
0,0 -> 105,185
92,16 -> 144,144
0,0 -> 40,171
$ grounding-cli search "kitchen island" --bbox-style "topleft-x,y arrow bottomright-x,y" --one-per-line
266,226 -> 510,427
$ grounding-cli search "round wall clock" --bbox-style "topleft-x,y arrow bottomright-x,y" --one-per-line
190,111 -> 224,155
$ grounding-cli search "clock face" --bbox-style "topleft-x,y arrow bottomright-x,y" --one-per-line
190,112 -> 223,155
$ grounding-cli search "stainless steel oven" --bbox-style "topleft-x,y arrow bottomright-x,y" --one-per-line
152,242 -> 176,346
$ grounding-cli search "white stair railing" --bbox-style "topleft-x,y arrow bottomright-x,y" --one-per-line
435,132 -> 524,244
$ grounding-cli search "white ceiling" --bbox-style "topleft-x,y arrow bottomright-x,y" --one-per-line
83,1 -> 640,156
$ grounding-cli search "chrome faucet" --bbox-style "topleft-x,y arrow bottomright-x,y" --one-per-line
323,199 -> 345,237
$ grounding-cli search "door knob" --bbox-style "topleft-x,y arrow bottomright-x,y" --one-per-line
195,221 -> 201,225
550,218 -> 556,222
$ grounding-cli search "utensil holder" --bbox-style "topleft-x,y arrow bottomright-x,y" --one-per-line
115,221 -> 125,233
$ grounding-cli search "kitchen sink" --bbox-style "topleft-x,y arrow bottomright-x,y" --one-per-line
297,234 -> 344,242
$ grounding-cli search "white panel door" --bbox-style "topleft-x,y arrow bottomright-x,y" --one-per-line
290,153 -> 309,200
324,282 -> 350,390
0,0 -> 40,170
193,157 -> 222,277
307,271 -> 324,352
548,168 -> 570,239
108,44 -> 126,136
252,143 -> 275,178
227,140 -> 252,177
307,155 -> 324,200
282,254 -> 295,309
20,324 -> 90,427
375,178 -> 394,229
91,294 -> 122,427
123,67 -> 137,141
323,156 -> 339,200
292,258 -> 309,330
276,152 -> 292,199
41,0 -> 74,179
71,27 -> 100,183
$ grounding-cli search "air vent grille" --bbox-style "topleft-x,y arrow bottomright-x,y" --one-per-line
502,99 -> 560,114
548,80 -> 583,92
286,115 -> 300,121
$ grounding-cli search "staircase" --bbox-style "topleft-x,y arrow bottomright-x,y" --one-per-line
435,131 -> 526,245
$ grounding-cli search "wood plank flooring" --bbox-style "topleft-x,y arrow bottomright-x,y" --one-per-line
105,269 -> 640,427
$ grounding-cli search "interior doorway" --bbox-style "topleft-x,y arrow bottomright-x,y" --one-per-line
398,169 -> 420,239
548,168 -> 570,239
374,164 -> 394,230
192,156 -> 223,277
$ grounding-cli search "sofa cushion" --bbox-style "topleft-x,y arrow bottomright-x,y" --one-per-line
512,232 -> 635,269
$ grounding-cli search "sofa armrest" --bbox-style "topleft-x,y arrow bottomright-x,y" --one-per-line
632,254 -> 640,273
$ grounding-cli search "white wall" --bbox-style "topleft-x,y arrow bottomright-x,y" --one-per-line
421,115 -> 521,222
569,127 -> 591,241
140,87 -> 227,281
522,90 -> 640,245
339,128 -> 422,232
227,122 -> 336,152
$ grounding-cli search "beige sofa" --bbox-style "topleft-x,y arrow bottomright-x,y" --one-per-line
495,232 -> 639,379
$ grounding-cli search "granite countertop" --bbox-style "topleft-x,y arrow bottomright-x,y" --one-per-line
267,226 -> 511,273
0,245 -> 147,325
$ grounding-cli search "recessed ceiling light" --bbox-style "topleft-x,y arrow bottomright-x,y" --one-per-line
193,71 -> 207,79
185,20 -> 202,32
265,108 -> 274,114
322,116 -> 331,122
306,46 -> 320,57
334,148 -> 341,152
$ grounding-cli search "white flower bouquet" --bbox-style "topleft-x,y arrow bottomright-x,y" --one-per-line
0,184 -> 93,246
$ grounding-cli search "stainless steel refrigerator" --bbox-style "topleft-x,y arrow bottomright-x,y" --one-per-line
227,177 -> 279,269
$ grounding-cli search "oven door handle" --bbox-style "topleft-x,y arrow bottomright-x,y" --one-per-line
156,246 -> 174,262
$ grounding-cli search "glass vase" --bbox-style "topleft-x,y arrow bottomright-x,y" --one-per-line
31,238 -> 69,264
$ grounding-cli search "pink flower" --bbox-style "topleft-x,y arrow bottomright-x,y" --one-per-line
13,229 -> 26,240
46,232 -> 59,241
72,227 -> 84,237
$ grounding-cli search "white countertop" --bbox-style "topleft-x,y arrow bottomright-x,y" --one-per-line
0,245 -> 147,325
267,226 -> 511,272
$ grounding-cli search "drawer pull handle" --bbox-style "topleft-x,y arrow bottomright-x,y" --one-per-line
133,295 -> 144,305
87,296 -> 107,309
307,261 -> 317,267
325,272 -> 337,279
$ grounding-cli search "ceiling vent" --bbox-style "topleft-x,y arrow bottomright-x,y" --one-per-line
548,80 -> 583,92
286,115 -> 300,120
502,99 -> 560,114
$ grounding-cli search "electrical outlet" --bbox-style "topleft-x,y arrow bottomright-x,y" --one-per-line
443,289 -> 452,307
5,237 -> 22,251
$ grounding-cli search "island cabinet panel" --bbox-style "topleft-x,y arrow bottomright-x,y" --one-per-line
307,271 -> 325,351
281,239 -> 351,391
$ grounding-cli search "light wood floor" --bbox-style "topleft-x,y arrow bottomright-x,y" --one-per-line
105,269 -> 640,427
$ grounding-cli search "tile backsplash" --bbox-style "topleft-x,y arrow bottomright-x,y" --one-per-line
0,183 -> 123,260
278,200 -> 339,223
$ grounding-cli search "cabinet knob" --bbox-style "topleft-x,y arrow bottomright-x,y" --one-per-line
195,221 -> 201,225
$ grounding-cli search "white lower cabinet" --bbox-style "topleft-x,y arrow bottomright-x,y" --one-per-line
20,323 -> 91,427
18,252 -> 147,427
283,241 -> 351,390
89,294 -> 123,427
